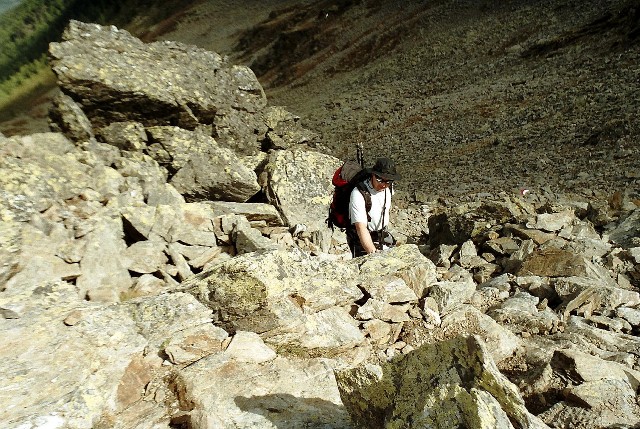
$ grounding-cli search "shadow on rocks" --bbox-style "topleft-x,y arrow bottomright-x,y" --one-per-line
234,393 -> 352,428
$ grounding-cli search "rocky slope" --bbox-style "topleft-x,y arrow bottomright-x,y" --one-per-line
158,0 -> 640,205
2,0 -> 638,205
0,2 -> 639,428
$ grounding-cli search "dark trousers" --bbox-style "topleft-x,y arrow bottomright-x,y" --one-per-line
346,227 -> 367,258
346,228 -> 393,258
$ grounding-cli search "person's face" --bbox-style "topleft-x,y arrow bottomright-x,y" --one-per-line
371,173 -> 393,191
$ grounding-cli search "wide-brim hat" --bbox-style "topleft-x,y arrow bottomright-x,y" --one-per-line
370,157 -> 401,181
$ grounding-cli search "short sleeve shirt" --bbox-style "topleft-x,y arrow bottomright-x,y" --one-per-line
349,179 -> 392,231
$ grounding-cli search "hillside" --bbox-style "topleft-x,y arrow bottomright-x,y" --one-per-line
1,0 -> 639,204
1,4 -> 640,428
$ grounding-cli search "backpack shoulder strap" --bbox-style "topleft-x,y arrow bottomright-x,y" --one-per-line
355,181 -> 372,223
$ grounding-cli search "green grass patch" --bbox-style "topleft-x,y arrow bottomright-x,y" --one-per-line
0,56 -> 57,122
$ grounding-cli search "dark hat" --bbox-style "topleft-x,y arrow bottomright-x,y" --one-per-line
371,157 -> 401,181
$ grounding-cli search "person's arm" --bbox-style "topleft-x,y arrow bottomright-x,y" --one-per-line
354,221 -> 377,254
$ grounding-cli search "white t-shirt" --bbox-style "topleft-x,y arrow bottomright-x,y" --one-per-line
349,179 -> 392,231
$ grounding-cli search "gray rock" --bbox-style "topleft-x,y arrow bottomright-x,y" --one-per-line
616,307 -> 640,326
527,209 -> 576,232
174,354 -> 350,428
144,126 -> 261,202
262,105 -> 320,150
97,121 -> 147,151
355,245 -> 438,300
48,91 -> 94,142
0,133 -> 90,222
204,201 -> 284,226
263,149 -> 341,231
487,291 -> 560,335
183,247 -> 364,353
49,21 -> 266,135
76,216 -> 132,301
124,240 -> 168,274
335,335 -> 548,429
554,276 -> 640,320
442,305 -> 520,363
607,208 -> 640,249
429,276 -> 476,315
538,349 -> 640,428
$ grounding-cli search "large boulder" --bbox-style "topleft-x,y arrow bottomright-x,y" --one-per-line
182,247 -> 365,354
0,280 -> 220,429
335,335 -> 549,429
49,20 -> 267,155
144,126 -> 261,202
263,149 -> 341,231
174,350 -> 351,429
537,349 -> 640,428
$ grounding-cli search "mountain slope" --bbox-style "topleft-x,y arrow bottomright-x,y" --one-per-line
2,0 -> 639,203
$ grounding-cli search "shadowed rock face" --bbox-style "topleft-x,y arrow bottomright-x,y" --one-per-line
49,21 -> 267,133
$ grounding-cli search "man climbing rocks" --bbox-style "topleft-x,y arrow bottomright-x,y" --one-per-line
347,157 -> 401,257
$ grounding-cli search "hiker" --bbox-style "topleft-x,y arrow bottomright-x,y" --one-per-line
347,157 -> 400,257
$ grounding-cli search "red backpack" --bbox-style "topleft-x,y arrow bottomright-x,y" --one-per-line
327,160 -> 371,230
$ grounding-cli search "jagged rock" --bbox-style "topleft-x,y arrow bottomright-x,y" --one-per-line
233,219 -> 280,254
470,286 -> 510,313
224,331 -> 276,363
203,201 -> 284,226
487,291 -> 560,334
262,105 -> 320,150
182,247 -> 364,353
428,199 -> 533,246
121,203 -> 219,246
503,224 -> 557,245
355,245 -> 438,299
143,126 -> 261,202
174,353 -> 350,429
427,243 -> 457,268
3,222 -> 81,294
0,281 -> 190,429
537,349 -> 640,428
554,276 -> 640,320
335,335 -> 548,429
563,316 -> 640,362
429,275 -> 476,315
164,323 -> 228,365
49,21 -> 267,148
263,149 -> 341,231
359,275 -> 419,304
518,246 -> 608,278
130,273 -> 166,297
458,239 -> 486,268
96,121 -> 147,151
484,236 -> 521,255
124,240 -> 168,274
607,208 -> 640,249
356,299 -> 411,323
48,91 -> 94,142
526,209 -> 576,232
0,133 -> 91,222
146,182 -> 185,206
76,215 -> 132,301
110,152 -> 169,200
617,306 -> 640,326
441,305 -> 520,363
167,242 -> 194,280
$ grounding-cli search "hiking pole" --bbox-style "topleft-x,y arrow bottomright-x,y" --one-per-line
356,142 -> 366,169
